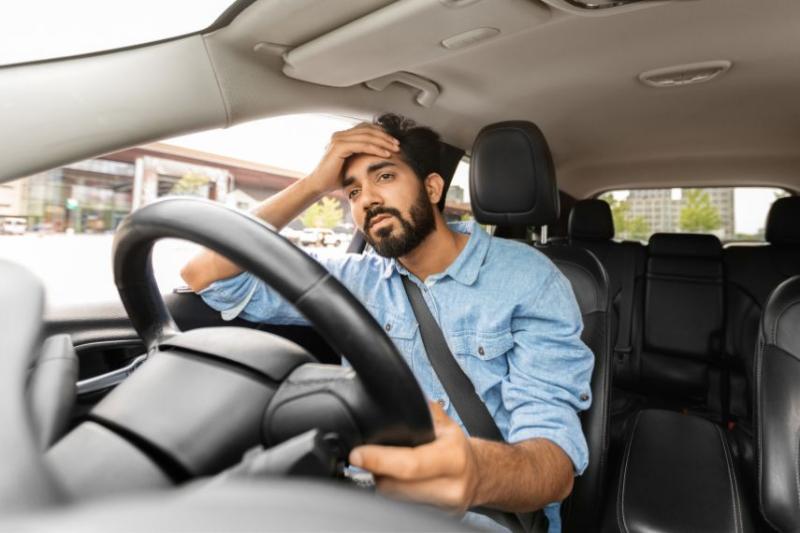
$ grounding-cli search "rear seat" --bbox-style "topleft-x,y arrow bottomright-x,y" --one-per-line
570,197 -> 800,437
569,203 -> 727,437
641,233 -> 725,406
568,200 -> 645,388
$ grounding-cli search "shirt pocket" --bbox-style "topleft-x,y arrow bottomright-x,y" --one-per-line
450,330 -> 513,395
364,303 -> 418,360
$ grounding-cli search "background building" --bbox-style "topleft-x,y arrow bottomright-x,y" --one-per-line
624,187 -> 735,240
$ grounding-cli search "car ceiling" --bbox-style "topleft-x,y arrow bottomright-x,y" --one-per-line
2,0 -> 799,198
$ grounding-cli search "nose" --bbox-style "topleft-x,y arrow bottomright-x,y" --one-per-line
359,181 -> 383,213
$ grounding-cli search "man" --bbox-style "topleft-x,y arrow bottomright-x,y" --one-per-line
181,114 -> 593,532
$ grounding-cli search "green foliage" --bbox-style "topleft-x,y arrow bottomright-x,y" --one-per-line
301,196 -> 344,229
679,189 -> 721,232
598,194 -> 651,241
171,172 -> 209,196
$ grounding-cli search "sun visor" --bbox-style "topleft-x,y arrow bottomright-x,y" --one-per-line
282,0 -> 550,88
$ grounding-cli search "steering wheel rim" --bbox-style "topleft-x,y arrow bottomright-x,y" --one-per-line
112,197 -> 433,447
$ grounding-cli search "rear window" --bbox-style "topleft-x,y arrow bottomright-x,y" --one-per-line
598,187 -> 790,243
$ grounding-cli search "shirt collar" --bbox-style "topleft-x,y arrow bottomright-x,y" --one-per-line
379,221 -> 490,286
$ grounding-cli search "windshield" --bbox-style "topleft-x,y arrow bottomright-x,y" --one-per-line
1,0 -> 237,67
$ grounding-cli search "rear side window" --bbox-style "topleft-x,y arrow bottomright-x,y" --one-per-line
444,159 -> 472,222
598,187 -> 790,242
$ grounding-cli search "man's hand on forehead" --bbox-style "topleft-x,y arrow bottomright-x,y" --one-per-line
306,123 -> 400,195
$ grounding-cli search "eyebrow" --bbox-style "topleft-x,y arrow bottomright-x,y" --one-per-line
343,161 -> 397,188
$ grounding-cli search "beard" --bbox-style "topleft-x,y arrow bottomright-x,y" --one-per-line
362,184 -> 436,258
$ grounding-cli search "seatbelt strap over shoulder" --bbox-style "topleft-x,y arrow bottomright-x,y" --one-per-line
401,276 -> 539,533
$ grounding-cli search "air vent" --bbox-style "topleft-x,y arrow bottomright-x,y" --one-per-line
639,61 -> 732,88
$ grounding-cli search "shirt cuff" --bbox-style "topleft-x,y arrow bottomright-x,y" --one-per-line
507,427 -> 589,476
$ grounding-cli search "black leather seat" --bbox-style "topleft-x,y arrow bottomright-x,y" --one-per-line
470,121 -> 611,532
725,196 -> 800,417
724,197 -> 800,501
617,409 -> 752,533
568,200 -> 646,444
640,233 -> 725,406
754,275 -> 800,532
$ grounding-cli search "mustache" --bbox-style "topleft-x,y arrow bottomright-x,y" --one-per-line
364,207 -> 403,230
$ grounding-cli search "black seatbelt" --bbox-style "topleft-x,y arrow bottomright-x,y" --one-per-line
614,244 -> 637,383
401,276 -> 542,533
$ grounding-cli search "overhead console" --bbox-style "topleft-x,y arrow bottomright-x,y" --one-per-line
281,0 -> 551,92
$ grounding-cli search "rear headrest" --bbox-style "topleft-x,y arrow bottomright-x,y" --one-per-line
648,233 -> 722,259
766,196 -> 800,245
469,121 -> 559,227
569,199 -> 614,241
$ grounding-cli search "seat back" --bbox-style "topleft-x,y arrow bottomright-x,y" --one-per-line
568,199 -> 645,387
756,275 -> 800,532
471,121 -> 611,531
642,233 -> 724,398
725,196 -> 800,405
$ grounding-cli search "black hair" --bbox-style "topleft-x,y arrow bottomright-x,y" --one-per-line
374,113 -> 441,181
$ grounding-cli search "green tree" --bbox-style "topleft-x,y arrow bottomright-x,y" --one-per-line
301,196 -> 344,228
599,194 -> 651,241
171,172 -> 209,196
679,189 -> 721,232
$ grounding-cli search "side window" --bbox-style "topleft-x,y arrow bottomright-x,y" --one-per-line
0,114 -> 357,310
598,187 -> 790,242
444,159 -> 472,222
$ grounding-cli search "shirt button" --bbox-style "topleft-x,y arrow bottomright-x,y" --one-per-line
384,323 -> 392,332
478,346 -> 485,356
436,399 -> 447,408
580,393 -> 590,402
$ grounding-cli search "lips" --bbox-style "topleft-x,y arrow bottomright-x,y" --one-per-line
368,214 -> 394,230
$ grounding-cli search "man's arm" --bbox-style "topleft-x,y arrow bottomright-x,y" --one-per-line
180,124 -> 400,292
349,402 -> 573,514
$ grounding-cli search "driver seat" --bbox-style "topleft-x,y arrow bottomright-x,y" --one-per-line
469,121 -> 611,531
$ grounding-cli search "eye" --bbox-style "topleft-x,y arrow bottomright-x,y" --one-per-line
348,188 -> 360,200
377,173 -> 394,182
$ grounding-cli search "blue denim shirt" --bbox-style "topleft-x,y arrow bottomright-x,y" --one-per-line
198,221 -> 593,532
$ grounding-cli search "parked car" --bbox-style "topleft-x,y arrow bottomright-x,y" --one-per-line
1,217 -> 26,235
297,227 -> 325,246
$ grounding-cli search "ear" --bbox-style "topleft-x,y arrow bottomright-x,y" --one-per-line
424,173 -> 445,204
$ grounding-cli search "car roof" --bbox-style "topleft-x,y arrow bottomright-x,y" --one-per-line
2,0 -> 799,198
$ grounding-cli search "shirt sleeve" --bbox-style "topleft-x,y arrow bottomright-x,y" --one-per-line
198,270 -> 310,325
501,268 -> 595,475
196,246 -> 359,325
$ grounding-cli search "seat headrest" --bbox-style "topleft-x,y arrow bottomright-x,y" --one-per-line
648,233 -> 722,259
766,196 -> 800,245
569,199 -> 614,241
469,121 -> 559,227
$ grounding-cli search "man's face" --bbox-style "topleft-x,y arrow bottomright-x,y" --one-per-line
343,153 -> 437,258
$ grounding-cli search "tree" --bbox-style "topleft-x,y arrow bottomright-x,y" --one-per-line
300,196 -> 344,228
599,194 -> 651,241
171,172 -> 209,196
679,189 -> 721,232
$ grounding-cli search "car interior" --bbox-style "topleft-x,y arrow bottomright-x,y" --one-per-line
2,0 -> 800,531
